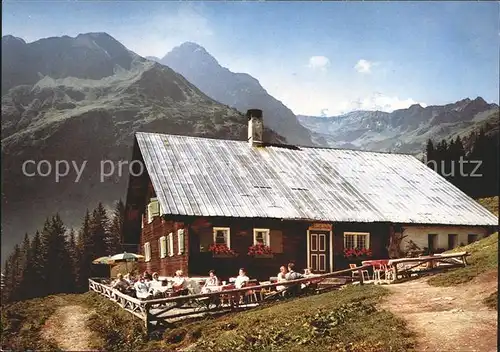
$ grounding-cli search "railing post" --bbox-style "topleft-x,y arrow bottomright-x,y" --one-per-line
144,302 -> 152,334
358,268 -> 364,285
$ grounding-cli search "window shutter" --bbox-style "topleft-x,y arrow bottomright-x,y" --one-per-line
269,230 -> 283,253
168,233 -> 174,256
159,236 -> 167,258
147,198 -> 159,223
177,229 -> 185,255
144,242 -> 151,262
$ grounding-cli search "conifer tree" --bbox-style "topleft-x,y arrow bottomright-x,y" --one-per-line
108,199 -> 125,254
67,228 -> 78,287
76,210 -> 92,291
39,214 -> 73,295
29,231 -> 44,298
18,233 -> 32,300
89,202 -> 109,258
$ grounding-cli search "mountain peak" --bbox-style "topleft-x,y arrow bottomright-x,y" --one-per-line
2,35 -> 26,45
76,32 -> 113,39
408,103 -> 424,110
178,41 -> 206,51
164,42 -> 219,67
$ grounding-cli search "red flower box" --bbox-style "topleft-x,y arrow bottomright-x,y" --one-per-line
209,243 -> 237,257
343,247 -> 372,259
248,243 -> 274,258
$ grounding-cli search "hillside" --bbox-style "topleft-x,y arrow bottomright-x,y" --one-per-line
1,33 -> 286,259
298,98 -> 499,154
0,286 -> 415,352
158,42 -> 315,147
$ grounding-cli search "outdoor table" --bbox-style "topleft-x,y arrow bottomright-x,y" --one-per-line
361,259 -> 391,282
361,259 -> 390,267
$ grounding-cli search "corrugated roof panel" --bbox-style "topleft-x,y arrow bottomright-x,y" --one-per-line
135,132 -> 498,226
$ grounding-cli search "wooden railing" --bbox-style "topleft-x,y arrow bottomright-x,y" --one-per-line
388,251 -> 470,281
89,265 -> 371,333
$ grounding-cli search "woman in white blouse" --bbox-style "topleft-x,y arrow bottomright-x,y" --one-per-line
201,270 -> 220,293
276,266 -> 288,291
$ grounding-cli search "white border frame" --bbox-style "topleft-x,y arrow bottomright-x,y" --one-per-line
213,227 -> 231,248
307,227 -> 333,272
253,228 -> 270,246
343,232 -> 370,249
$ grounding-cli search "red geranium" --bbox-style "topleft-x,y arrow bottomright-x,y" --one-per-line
343,247 -> 372,258
248,243 -> 273,256
208,243 -> 237,256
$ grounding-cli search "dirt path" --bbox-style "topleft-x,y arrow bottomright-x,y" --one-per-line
42,304 -> 96,351
381,271 -> 498,352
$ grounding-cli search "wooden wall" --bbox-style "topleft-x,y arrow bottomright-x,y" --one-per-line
138,211 -> 393,279
187,217 -> 308,281
139,215 -> 189,277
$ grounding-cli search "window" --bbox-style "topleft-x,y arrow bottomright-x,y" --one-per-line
147,198 -> 159,223
144,242 -> 151,262
467,234 -> 479,244
253,228 -> 270,246
343,232 -> 370,249
448,234 -> 458,249
213,227 -> 231,248
168,232 -> 174,256
177,229 -> 185,255
159,236 -> 167,258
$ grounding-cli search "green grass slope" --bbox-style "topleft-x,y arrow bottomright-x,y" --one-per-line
1,286 -> 415,352
145,285 -> 414,352
476,196 -> 499,216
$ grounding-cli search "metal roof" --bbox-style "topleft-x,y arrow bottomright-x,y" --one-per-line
135,132 -> 498,226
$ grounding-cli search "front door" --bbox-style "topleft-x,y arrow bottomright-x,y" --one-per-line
309,231 -> 330,273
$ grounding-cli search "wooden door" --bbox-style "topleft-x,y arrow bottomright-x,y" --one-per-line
309,231 -> 330,273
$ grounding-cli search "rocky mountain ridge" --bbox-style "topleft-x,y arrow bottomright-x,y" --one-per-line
0,33 -> 286,259
298,97 -> 499,154
157,42 -> 315,147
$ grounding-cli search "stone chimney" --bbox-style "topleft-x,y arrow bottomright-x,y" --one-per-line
247,109 -> 263,146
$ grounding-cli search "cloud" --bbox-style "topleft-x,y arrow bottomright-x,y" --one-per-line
343,93 -> 427,114
307,56 -> 330,70
354,59 -> 376,74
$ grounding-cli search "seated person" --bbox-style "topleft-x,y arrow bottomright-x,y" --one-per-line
123,273 -> 132,284
285,262 -> 304,280
276,266 -> 288,291
284,263 -> 304,296
234,268 -> 250,304
234,268 -> 250,289
201,270 -> 220,293
111,273 -> 130,292
149,272 -> 164,297
304,267 -> 313,276
134,275 -> 152,300
172,270 -> 189,295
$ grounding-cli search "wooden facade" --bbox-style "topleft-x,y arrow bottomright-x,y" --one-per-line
135,195 -> 394,281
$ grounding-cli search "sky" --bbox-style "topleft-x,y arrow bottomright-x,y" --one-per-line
2,1 -> 499,116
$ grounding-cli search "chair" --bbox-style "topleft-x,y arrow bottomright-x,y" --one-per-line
244,281 -> 259,303
385,265 -> 395,281
349,264 -> 370,282
373,263 -> 386,282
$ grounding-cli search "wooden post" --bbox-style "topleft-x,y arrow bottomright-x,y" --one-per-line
144,302 -> 152,334
358,269 -> 364,285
